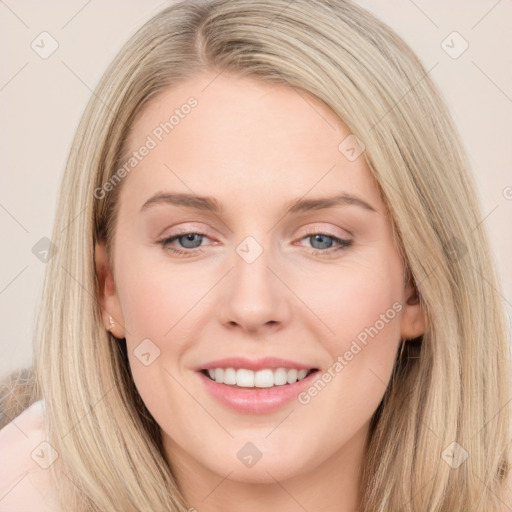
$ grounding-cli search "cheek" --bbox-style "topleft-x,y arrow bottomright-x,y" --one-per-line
119,266 -> 193,424
294,253 -> 404,432
295,250 -> 404,413
299,254 -> 404,346
115,249 -> 201,340
115,254 -> 214,405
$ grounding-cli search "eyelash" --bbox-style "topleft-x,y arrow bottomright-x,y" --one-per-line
157,229 -> 353,258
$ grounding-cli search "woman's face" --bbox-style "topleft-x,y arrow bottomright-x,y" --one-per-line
96,72 -> 425,486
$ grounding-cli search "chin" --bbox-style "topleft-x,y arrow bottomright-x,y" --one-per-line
206,439 -> 315,484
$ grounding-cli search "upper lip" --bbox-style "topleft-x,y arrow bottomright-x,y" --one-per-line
196,357 -> 319,372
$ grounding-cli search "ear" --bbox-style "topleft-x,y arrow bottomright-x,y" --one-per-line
400,276 -> 426,340
95,239 -> 125,338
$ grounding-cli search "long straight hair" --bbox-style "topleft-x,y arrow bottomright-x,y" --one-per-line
6,0 -> 510,510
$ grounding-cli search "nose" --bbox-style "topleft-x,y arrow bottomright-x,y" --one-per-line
217,239 -> 292,334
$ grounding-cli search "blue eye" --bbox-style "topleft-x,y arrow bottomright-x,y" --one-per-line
159,231 -> 209,256
158,231 -> 352,258
305,233 -> 351,252
172,233 -> 204,249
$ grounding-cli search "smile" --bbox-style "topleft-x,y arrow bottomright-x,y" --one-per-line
202,367 -> 317,388
194,356 -> 321,413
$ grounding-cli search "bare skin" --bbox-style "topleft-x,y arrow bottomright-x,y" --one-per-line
95,71 -> 425,512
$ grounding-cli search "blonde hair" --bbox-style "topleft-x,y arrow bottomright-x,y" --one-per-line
2,0 -> 510,510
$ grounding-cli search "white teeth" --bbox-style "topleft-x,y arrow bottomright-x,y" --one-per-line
236,369 -> 254,387
214,368 -> 224,383
223,367 -> 237,385
297,369 -> 308,380
204,367 -> 313,387
273,368 -> 288,386
286,369 -> 298,384
254,369 -> 274,388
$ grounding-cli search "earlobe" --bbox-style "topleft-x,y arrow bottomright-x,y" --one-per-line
400,279 -> 426,341
94,240 -> 125,338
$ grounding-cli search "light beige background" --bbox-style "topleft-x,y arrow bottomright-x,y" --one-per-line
1,0 -> 511,377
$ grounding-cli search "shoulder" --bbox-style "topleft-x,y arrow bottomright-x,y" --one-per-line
0,400 -> 62,511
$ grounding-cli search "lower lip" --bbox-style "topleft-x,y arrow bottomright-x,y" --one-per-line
197,370 -> 320,414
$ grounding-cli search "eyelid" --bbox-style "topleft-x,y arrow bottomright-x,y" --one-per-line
157,222 -> 211,237
295,223 -> 353,242
158,223 -> 350,243
294,231 -> 352,253
157,224 -> 353,260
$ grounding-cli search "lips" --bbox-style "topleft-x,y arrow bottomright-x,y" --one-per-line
194,356 -> 321,414
195,356 -> 318,372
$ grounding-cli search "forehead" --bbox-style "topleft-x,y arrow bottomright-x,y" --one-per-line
119,72 -> 382,214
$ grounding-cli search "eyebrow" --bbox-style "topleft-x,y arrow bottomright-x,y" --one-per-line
139,192 -> 377,214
